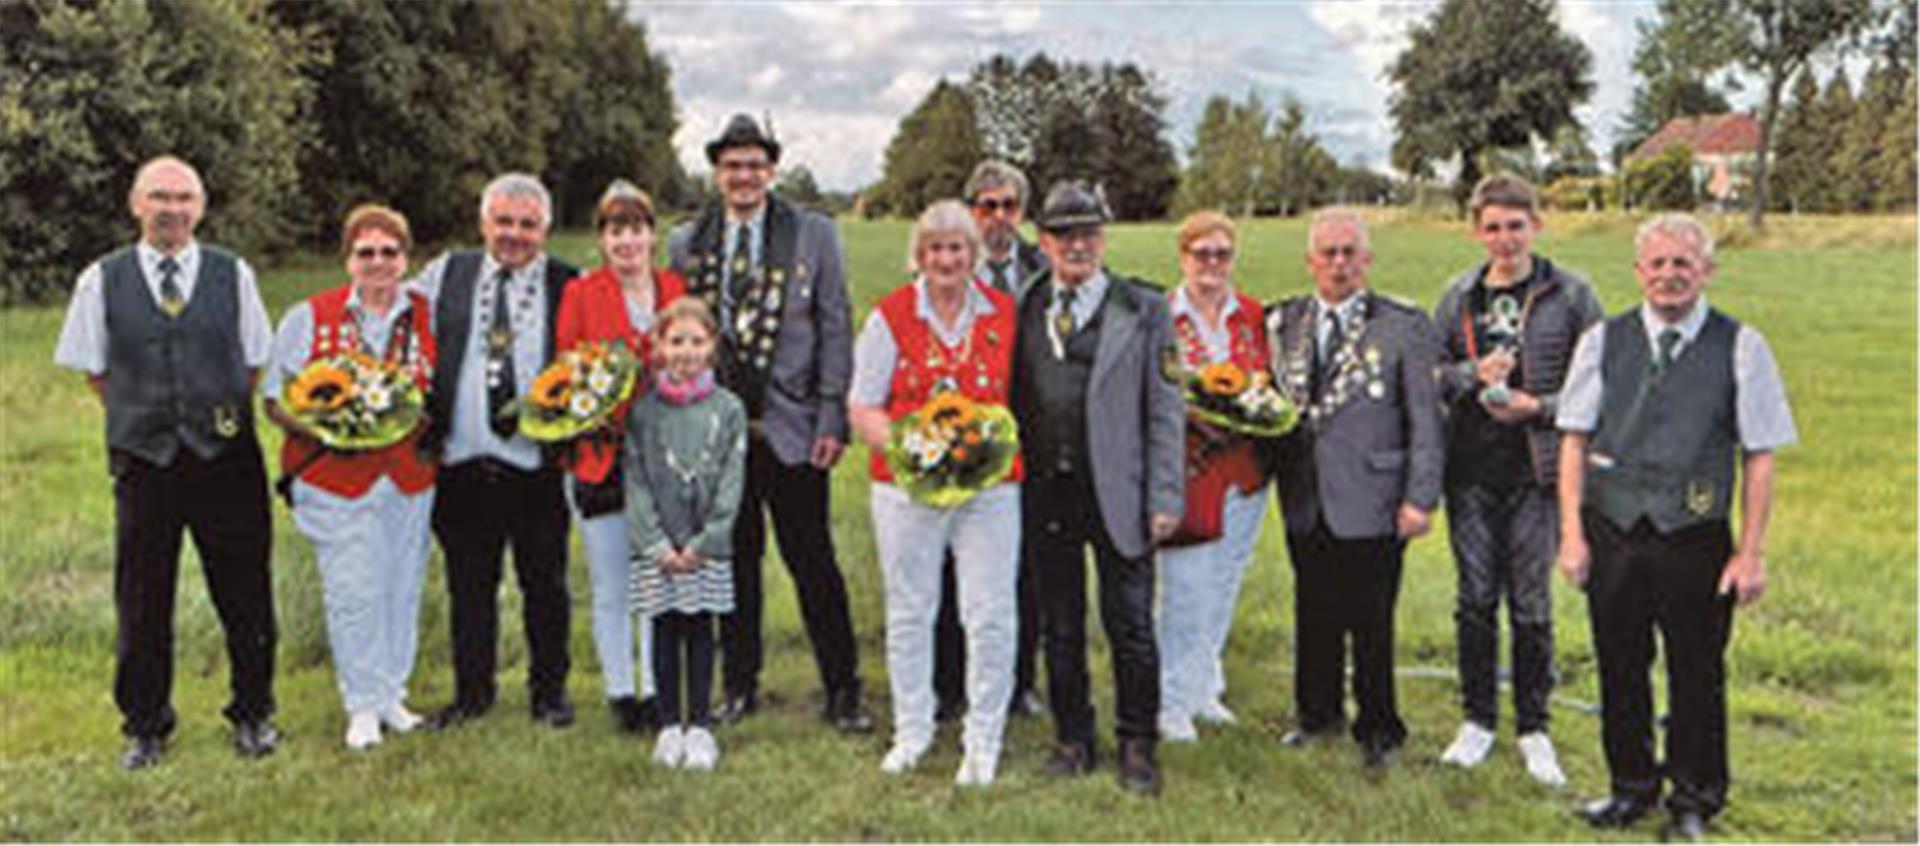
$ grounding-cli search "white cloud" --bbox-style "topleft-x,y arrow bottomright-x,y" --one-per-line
747,63 -> 786,95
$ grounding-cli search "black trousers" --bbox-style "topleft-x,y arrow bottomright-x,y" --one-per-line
1024,474 -> 1158,747
932,545 -> 1041,707
1447,483 -> 1557,734
724,434 -> 860,698
111,443 -> 276,739
1287,520 -> 1406,749
653,612 -> 717,728
431,459 -> 571,709
1585,513 -> 1735,818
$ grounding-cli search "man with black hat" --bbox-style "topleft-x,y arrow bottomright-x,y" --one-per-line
667,114 -> 870,732
1011,181 -> 1185,794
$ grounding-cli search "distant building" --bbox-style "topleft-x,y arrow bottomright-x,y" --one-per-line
1626,112 -> 1764,209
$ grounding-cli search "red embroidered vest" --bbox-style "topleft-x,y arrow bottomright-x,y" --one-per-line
869,280 -> 1023,485
279,285 -> 438,497
1173,290 -> 1269,494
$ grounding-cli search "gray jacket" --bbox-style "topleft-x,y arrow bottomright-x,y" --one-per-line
668,194 -> 853,467
1432,258 -> 1603,487
1013,269 -> 1186,560
1267,291 -> 1445,540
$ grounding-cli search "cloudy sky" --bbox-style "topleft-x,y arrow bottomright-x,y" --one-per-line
639,2 -> 1669,191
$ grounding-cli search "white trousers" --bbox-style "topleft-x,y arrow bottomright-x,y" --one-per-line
567,491 -> 655,700
870,483 -> 1020,756
293,477 -> 433,714
1156,485 -> 1268,720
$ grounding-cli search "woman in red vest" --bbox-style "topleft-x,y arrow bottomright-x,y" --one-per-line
849,200 -> 1022,786
554,181 -> 686,733
263,205 -> 437,750
1155,211 -> 1272,744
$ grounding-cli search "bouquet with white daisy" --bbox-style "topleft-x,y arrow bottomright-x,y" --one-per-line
518,340 -> 640,443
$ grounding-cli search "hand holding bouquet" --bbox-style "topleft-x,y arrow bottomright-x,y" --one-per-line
519,340 -> 640,443
1185,361 -> 1298,439
883,391 -> 1020,509
280,352 -> 425,450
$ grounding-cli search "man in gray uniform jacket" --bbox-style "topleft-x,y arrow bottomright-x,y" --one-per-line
1267,208 -> 1444,771
667,114 -> 870,732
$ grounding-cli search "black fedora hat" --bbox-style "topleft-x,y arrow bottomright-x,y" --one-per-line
1036,181 -> 1112,232
705,114 -> 782,164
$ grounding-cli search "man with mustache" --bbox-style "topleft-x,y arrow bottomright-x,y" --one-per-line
1266,208 -> 1443,773
667,115 -> 870,732
54,155 -> 280,769
1012,181 -> 1184,794
1556,214 -> 1796,841
409,173 -> 580,731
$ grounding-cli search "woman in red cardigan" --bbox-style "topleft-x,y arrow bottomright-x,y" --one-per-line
554,181 -> 686,733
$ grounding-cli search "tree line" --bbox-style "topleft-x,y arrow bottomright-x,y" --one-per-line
3,0 -> 685,306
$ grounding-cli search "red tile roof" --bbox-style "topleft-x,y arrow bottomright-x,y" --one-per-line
1628,112 -> 1763,161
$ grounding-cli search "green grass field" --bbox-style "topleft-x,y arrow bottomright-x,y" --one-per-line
1,213 -> 1913,841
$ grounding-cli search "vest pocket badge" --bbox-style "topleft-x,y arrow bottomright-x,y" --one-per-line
1685,479 -> 1714,516
213,405 -> 242,438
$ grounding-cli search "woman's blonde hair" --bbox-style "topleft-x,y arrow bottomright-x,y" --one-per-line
1176,210 -> 1236,254
905,199 -> 983,273
340,203 -> 411,259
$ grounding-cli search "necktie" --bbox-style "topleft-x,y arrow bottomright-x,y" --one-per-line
1053,286 -> 1078,349
1313,308 -> 1344,398
157,256 -> 185,318
725,223 -> 750,303
486,269 -> 518,439
1655,327 -> 1682,374
988,260 -> 1010,293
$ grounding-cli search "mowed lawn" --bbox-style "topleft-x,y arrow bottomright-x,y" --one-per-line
0,212 -> 1912,841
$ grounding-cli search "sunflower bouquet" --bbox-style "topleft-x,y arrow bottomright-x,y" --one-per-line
280,352 -> 425,450
883,391 -> 1020,509
518,340 -> 640,443
1185,361 -> 1298,439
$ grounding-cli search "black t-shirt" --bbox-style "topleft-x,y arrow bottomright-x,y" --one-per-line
1448,258 -> 1545,488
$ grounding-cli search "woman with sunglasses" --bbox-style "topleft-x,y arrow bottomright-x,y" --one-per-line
263,204 -> 438,750
1155,211 -> 1271,743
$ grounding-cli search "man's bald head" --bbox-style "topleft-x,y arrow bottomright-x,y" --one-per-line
128,156 -> 206,252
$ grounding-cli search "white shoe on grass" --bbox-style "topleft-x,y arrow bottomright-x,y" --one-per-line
681,727 -> 719,771
1158,712 -> 1199,743
345,710 -> 382,751
1195,699 -> 1238,726
377,702 -> 422,733
954,750 -> 999,787
1439,721 -> 1495,767
1517,732 -> 1567,787
653,726 -> 685,768
880,739 -> 931,774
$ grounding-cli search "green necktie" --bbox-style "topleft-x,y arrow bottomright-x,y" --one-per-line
1656,327 -> 1682,373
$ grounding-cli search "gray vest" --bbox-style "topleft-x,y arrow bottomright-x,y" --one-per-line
101,246 -> 253,467
1587,309 -> 1739,533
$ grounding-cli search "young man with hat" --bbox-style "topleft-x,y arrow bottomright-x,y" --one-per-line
1011,181 -> 1185,794
667,114 -> 871,732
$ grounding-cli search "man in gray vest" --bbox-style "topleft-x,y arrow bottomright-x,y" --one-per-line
1557,214 -> 1796,841
1266,208 -> 1444,772
668,115 -> 870,732
410,173 -> 579,731
54,155 -> 279,770
1012,181 -> 1184,795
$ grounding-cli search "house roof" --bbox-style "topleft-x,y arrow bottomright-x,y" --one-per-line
1628,112 -> 1763,161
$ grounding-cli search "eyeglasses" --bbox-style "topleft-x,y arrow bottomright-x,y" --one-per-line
972,197 -> 1022,214
353,246 -> 403,260
718,158 -> 772,174
1186,246 -> 1234,264
1316,245 -> 1360,260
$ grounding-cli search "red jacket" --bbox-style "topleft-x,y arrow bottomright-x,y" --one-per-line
553,266 -> 687,485
1172,289 -> 1270,494
868,279 -> 1023,485
280,284 -> 438,498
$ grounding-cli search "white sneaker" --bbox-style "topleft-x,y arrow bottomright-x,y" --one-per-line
345,710 -> 382,751
1195,699 -> 1238,726
377,702 -> 422,734
880,739 -> 931,774
681,727 -> 719,771
1439,721 -> 1496,767
1158,712 -> 1199,743
1517,732 -> 1567,787
954,750 -> 999,787
652,726 -> 685,768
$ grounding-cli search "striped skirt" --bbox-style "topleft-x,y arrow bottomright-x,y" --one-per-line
631,555 -> 735,617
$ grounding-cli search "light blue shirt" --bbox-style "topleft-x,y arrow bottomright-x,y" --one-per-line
1169,284 -> 1242,364
849,277 -> 997,408
1048,270 -> 1109,335
1556,296 -> 1798,452
262,287 -> 417,399
53,240 -> 273,375
407,251 -> 550,469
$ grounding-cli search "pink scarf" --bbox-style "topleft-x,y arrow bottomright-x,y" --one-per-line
654,369 -> 716,406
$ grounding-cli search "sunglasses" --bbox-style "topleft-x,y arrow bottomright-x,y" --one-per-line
353,245 -> 404,260
1186,246 -> 1234,264
973,197 -> 1022,214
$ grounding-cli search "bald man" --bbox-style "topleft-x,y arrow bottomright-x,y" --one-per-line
54,156 -> 280,770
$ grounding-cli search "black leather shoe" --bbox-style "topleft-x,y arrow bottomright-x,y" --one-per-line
425,701 -> 492,732
232,719 -> 280,758
935,696 -> 965,723
610,695 -> 655,734
531,692 -> 575,728
1007,689 -> 1045,718
825,688 -> 875,734
1664,811 -> 1709,842
1361,738 -> 1399,772
1117,739 -> 1162,796
1578,796 -> 1656,829
1044,742 -> 1096,777
121,736 -> 166,771
716,692 -> 759,725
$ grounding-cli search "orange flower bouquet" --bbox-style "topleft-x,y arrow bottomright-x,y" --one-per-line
883,391 -> 1020,508
1185,361 -> 1298,438
517,340 -> 639,443
280,352 -> 425,450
